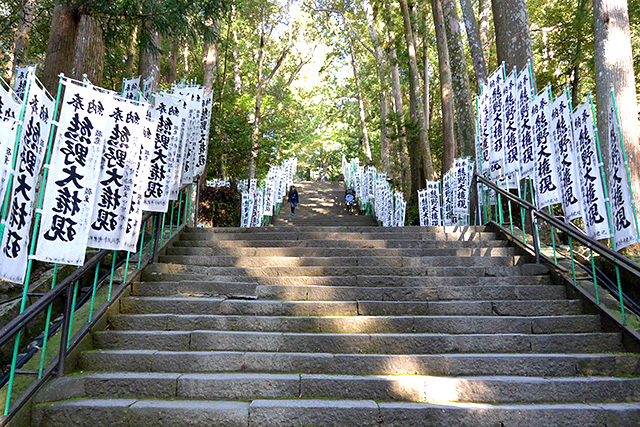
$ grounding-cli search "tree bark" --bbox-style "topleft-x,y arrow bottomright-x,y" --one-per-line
491,0 -> 534,77
398,0 -> 434,183
8,0 -> 36,81
385,0 -> 411,195
459,0 -> 488,87
423,39 -> 430,131
125,25 -> 139,76
139,23 -> 162,92
594,0 -> 640,213
164,38 -> 179,87
72,13 -> 105,85
478,0 -> 491,58
231,5 -> 242,91
203,34 -> 219,94
41,2 -> 78,93
441,0 -> 475,158
363,0 -> 390,172
431,0 -> 457,173
348,37 -> 372,162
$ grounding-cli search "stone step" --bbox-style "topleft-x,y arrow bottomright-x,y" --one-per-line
172,238 -> 511,248
166,246 -> 519,257
33,398 -> 640,427
119,297 -> 583,316
79,350 -> 640,377
142,264 -> 549,280
157,255 -> 532,268
109,314 -> 599,334
93,330 -> 622,354
180,231 -> 500,241
34,372 -> 640,404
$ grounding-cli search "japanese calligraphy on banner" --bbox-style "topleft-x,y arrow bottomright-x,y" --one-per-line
394,193 -> 406,227
488,67 -> 505,182
426,181 -> 442,226
35,80 -> 114,266
0,76 -> 54,283
608,104 -> 638,250
141,93 -> 180,212
503,71 -> 519,181
263,180 -> 275,216
531,89 -> 561,209
442,172 -> 453,226
550,91 -> 583,221
141,76 -> 153,101
179,91 -> 202,187
196,91 -> 213,177
418,189 -> 429,226
572,102 -> 611,240
13,65 -> 35,100
0,82 -> 21,204
516,67 -> 534,178
87,98 -> 149,251
121,118 -> 156,252
453,157 -> 471,217
122,76 -> 141,101
240,192 -> 252,228
477,87 -> 490,176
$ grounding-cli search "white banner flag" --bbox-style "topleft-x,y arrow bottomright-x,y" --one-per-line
488,67 -> 506,182
477,88 -> 491,176
608,104 -> 638,250
241,192 -> 252,228
13,66 -> 35,100
141,94 -> 180,212
426,180 -> 442,226
196,92 -> 213,177
418,189 -> 429,226
516,67 -> 535,178
0,82 -> 21,204
549,92 -> 583,221
169,96 -> 189,200
453,157 -> 471,217
263,180 -> 275,216
442,172 -> 453,226
0,76 -> 54,283
122,76 -> 141,101
503,71 -> 519,181
572,102 -> 611,240
87,98 -> 149,251
531,89 -> 562,209
141,76 -> 153,101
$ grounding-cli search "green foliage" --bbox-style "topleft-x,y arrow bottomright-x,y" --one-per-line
198,185 -> 241,227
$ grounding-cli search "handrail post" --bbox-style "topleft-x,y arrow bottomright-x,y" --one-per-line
195,177 -> 201,227
57,283 -> 74,377
152,212 -> 162,263
529,209 -> 541,264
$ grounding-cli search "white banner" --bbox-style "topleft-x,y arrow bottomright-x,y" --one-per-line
122,76 -> 141,101
87,98 -> 149,251
0,82 -> 21,205
121,117 -> 157,251
13,66 -> 35,100
141,94 -> 180,212
516,67 -> 535,178
196,92 -> 213,177
263,180 -> 275,216
241,192 -> 252,228
169,96 -> 189,200
141,76 -> 153,101
418,189 -> 428,226
453,157 -> 471,217
477,88 -> 491,176
503,71 -> 519,180
550,91 -> 583,221
572,102 -> 611,240
394,193 -> 405,227
426,181 -> 442,226
608,104 -> 638,250
0,76 -> 54,283
531,89 -> 561,209
488,67 -> 506,182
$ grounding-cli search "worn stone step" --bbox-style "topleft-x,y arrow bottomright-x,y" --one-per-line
32,399 -> 249,427
34,372 -> 640,404
166,246 -> 519,257
142,264 -> 549,279
93,330 -> 622,354
109,314 -> 599,334
180,231 -> 499,242
254,284 -> 566,301
157,254 -> 531,268
132,281 -> 258,297
172,238 -> 511,249
119,297 -> 583,316
79,350 -> 640,377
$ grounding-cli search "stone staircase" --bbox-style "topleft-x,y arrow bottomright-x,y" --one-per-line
30,183 -> 640,426
271,181 -> 377,227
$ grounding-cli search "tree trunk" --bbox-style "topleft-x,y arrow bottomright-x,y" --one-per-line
594,0 -> 640,214
41,2 -> 78,93
459,0 -> 488,87
164,38 -> 179,87
139,24 -> 161,92
491,0 -> 534,77
385,0 -> 411,195
478,0 -> 491,59
399,0 -> 434,182
432,0 -> 457,173
232,5 -> 242,92
8,0 -> 36,81
363,0 -> 390,172
423,39 -> 430,131
203,36 -> 219,93
72,13 -> 105,85
441,0 -> 475,158
125,25 -> 139,76
348,37 -> 372,162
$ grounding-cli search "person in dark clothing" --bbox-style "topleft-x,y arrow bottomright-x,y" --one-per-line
287,185 -> 299,215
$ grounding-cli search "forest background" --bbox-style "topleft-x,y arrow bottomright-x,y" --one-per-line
1,0 -> 639,223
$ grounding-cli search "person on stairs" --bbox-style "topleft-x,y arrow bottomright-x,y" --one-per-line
288,185 -> 299,215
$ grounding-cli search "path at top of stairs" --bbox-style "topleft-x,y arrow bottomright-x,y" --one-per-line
31,222 -> 640,426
